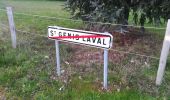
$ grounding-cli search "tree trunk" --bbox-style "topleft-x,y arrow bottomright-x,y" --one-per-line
124,7 -> 129,25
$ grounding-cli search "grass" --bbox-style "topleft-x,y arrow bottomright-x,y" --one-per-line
0,0 -> 83,33
0,0 -> 170,99
0,41 -> 157,99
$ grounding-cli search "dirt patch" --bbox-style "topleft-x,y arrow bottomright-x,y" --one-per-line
63,28 -> 162,66
0,88 -> 6,100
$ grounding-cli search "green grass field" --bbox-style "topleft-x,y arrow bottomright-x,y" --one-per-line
0,0 -> 170,99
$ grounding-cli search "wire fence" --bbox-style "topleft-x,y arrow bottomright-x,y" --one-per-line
0,7 -> 170,97
0,8 -> 168,64
0,8 -> 167,30
0,8 -> 167,59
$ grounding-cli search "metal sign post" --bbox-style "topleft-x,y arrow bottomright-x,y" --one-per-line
48,26 -> 113,89
55,40 -> 61,76
104,49 -> 109,89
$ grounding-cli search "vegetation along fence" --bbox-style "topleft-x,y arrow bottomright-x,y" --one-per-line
0,5 -> 170,98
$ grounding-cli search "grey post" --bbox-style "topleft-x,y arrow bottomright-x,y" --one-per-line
6,7 -> 17,48
156,19 -> 170,85
55,40 -> 61,76
104,49 -> 109,89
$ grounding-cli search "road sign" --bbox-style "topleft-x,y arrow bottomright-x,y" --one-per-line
48,26 -> 113,49
48,26 -> 113,89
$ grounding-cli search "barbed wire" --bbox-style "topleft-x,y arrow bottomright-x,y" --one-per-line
0,23 -> 8,27
13,12 -> 166,30
14,28 -> 164,60
0,7 -> 169,60
16,29 -> 47,38
0,21 -> 165,60
0,8 -> 166,30
1,25 -> 170,60
0,8 -> 6,11
0,23 -> 9,30
110,49 -> 160,60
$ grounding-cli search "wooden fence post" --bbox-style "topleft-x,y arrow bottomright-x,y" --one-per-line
6,7 -> 17,48
156,19 -> 170,85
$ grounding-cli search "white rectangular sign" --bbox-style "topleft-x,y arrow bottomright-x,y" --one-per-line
48,26 -> 113,49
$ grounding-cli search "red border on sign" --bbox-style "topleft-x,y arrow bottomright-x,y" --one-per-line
48,35 -> 109,39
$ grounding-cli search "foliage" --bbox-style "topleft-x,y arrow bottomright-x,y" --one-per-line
66,0 -> 170,26
0,40 -> 156,99
133,0 -> 170,26
0,0 -> 169,99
